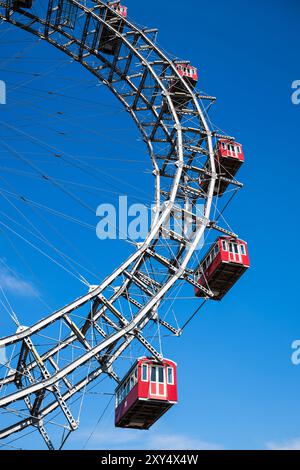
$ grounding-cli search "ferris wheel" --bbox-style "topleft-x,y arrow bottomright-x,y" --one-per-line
0,0 -> 250,450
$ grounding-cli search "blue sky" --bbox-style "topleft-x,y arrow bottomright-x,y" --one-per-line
0,0 -> 299,450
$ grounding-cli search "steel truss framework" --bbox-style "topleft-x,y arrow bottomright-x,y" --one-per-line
0,0 -> 241,449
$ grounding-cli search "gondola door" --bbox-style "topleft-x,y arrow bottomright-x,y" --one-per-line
228,242 -> 242,263
149,365 -> 166,399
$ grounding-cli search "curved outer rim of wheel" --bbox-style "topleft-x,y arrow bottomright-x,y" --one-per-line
0,0 -> 218,443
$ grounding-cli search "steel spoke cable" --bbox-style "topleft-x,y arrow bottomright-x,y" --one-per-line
0,218 -> 90,286
0,225 -> 54,309
0,207 -> 101,283
0,125 -> 152,237
0,134 -> 98,214
0,186 -> 95,230
9,58 -> 71,93
0,174 -> 107,281
81,394 -> 114,450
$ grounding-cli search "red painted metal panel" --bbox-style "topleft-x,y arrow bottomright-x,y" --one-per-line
137,358 -> 178,402
176,64 -> 198,82
115,384 -> 138,426
199,139 -> 245,196
217,139 -> 245,163
195,237 -> 250,299
111,3 -> 128,18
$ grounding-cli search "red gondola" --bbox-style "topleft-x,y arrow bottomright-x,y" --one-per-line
168,63 -> 198,109
109,2 -> 127,17
99,2 -> 127,55
115,357 -> 177,430
195,237 -> 250,300
12,0 -> 32,9
201,139 -> 245,196
175,64 -> 198,84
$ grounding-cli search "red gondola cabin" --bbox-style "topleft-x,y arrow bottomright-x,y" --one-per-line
176,64 -> 198,84
99,3 -> 127,55
168,63 -> 198,109
201,139 -> 245,196
109,2 -> 127,18
195,237 -> 250,300
115,357 -> 178,430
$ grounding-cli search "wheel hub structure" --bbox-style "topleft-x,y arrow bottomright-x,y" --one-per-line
0,0 -> 243,449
